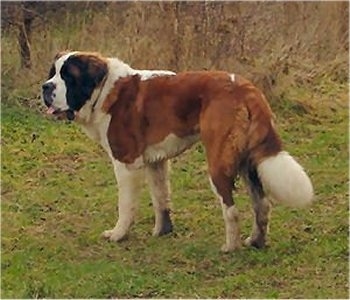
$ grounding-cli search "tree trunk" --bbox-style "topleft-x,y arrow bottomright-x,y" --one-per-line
18,3 -> 34,69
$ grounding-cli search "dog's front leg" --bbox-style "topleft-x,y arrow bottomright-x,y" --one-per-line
102,159 -> 145,242
145,160 -> 173,236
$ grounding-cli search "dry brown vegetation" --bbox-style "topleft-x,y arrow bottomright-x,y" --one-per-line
1,1 -> 348,106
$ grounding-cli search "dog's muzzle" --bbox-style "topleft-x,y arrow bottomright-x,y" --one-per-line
42,82 -> 55,107
41,82 -> 75,121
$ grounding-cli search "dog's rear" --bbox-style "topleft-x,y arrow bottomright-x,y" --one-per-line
200,74 -> 313,251
238,75 -> 314,208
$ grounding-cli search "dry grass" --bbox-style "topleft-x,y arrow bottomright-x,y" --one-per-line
1,2 -> 348,106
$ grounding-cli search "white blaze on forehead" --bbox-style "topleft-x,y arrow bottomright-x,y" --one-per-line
53,51 -> 79,78
56,53 -> 73,70
45,51 -> 79,83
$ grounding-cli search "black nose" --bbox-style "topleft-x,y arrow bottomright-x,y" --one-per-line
42,82 -> 55,92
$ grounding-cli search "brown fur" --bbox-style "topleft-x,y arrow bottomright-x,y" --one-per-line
104,71 -> 282,167
102,70 -> 283,209
74,53 -> 109,88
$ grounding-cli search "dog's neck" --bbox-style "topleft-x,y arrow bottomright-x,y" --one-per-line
75,58 -> 175,126
76,58 -> 134,125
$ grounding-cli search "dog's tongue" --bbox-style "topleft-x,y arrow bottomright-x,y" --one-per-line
46,107 -> 56,115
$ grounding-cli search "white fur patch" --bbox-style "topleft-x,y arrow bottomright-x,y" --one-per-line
257,151 -> 314,207
230,73 -> 235,82
220,201 -> 241,252
102,159 -> 145,241
134,69 -> 176,80
125,156 -> 145,170
209,176 -> 219,197
143,133 -> 199,163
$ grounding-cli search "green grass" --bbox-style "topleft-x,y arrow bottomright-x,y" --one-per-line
1,98 -> 348,298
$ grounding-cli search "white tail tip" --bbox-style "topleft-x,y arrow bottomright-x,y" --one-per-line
257,151 -> 314,208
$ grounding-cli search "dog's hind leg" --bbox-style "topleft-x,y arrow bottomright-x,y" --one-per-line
209,169 -> 241,253
102,160 -> 145,242
200,102 -> 250,252
145,160 -> 173,236
243,167 -> 271,249
204,133 -> 243,252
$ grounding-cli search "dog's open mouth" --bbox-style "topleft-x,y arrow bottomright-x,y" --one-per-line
46,105 -> 62,115
46,106 -> 75,120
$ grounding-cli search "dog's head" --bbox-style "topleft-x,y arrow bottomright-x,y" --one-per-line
42,51 -> 108,120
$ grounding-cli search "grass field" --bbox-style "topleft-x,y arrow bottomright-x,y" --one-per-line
1,81 -> 349,298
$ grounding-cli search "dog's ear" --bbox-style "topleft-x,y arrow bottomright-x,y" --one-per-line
83,54 -> 108,86
59,52 -> 107,87
63,53 -> 109,112
63,53 -> 108,86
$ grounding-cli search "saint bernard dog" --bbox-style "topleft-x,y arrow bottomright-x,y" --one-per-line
42,51 -> 313,252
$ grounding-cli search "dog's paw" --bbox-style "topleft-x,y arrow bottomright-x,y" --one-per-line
244,236 -> 266,249
101,229 -> 114,239
152,224 -> 173,237
152,210 -> 173,236
244,236 -> 252,245
220,242 -> 241,253
101,229 -> 128,242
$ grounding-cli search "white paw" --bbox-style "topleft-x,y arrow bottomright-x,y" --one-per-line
101,229 -> 114,239
101,229 -> 128,242
243,236 -> 266,249
244,236 -> 252,246
221,242 -> 241,253
152,222 -> 173,237
221,244 -> 232,253
152,227 -> 162,237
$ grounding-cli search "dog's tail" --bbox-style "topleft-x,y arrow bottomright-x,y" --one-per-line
257,151 -> 314,207
234,75 -> 314,208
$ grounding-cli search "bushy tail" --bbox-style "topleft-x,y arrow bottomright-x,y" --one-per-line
257,151 -> 314,207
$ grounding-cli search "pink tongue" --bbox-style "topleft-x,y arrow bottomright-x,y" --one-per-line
46,107 -> 56,115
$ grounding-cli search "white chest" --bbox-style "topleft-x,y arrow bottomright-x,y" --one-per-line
80,114 -> 112,154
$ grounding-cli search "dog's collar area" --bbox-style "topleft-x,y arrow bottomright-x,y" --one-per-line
91,76 -> 108,113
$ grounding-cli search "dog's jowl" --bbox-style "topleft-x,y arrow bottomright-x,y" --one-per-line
42,51 -> 314,252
